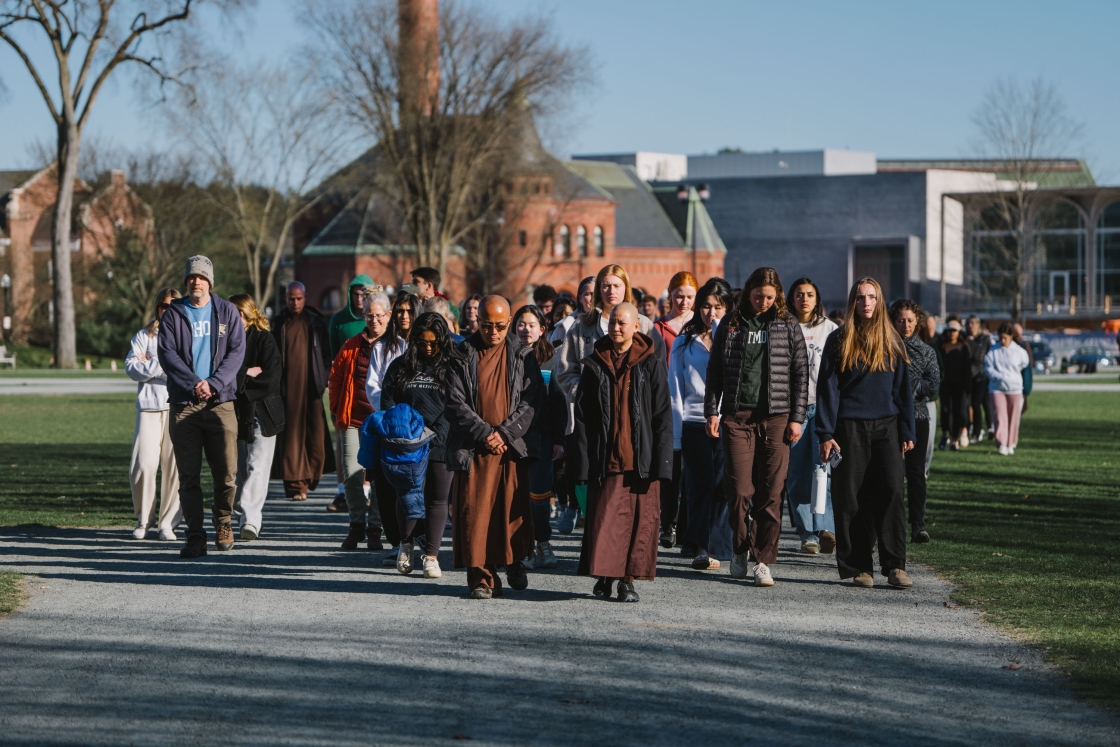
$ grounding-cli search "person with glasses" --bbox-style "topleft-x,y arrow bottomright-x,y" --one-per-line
446,296 -> 541,599
330,289 -> 392,551
381,312 -> 456,578
125,288 -> 183,540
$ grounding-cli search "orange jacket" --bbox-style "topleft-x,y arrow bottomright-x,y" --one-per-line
328,333 -> 374,429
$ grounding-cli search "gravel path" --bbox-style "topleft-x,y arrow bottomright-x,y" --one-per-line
1,484 -> 1115,746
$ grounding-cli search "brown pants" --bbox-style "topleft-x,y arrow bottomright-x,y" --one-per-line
721,410 -> 790,564
169,400 -> 239,542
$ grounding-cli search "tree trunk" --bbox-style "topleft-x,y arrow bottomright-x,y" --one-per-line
52,123 -> 80,369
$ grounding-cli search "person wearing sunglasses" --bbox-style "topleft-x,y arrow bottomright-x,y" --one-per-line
446,296 -> 542,599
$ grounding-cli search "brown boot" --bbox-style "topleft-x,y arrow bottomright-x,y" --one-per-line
818,530 -> 836,554
341,522 -> 365,550
852,572 -> 873,588
215,523 -> 234,551
888,568 -> 913,589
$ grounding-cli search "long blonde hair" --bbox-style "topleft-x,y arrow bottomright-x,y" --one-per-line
145,288 -> 181,337
229,294 -> 271,332
836,277 -> 907,372
581,264 -> 635,325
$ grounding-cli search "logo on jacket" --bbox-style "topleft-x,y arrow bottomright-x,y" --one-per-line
218,323 -> 227,337
747,330 -> 767,344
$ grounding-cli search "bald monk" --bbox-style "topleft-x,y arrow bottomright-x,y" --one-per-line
446,295 -> 542,598
573,303 -> 673,603
272,281 -> 333,500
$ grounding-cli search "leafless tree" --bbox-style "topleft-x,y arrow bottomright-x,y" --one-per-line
0,0 -> 245,367
164,57 -> 351,307
305,0 -> 591,289
970,76 -> 1086,322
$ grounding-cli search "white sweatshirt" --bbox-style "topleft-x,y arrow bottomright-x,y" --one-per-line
125,328 -> 170,412
668,334 -> 711,450
984,342 -> 1030,394
799,317 -> 838,405
365,337 -> 408,412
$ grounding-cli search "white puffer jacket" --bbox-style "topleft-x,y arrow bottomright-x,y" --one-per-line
125,327 -> 170,412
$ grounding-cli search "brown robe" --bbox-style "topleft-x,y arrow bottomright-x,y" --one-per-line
452,340 -> 532,586
579,335 -> 661,580
281,313 -> 327,496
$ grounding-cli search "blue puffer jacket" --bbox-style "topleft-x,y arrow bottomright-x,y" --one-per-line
359,403 -> 434,520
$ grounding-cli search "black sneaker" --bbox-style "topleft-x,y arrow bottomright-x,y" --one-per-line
341,522 -> 365,550
506,561 -> 529,591
179,536 -> 207,559
592,577 -> 614,598
617,582 -> 640,603
911,528 -> 931,544
659,526 -> 677,549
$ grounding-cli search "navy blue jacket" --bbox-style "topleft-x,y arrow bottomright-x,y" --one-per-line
815,328 -> 915,445
158,295 -> 246,406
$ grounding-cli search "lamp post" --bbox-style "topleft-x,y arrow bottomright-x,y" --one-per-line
677,184 -> 710,278
0,273 -> 10,346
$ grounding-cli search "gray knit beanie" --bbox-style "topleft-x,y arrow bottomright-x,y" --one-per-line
184,255 -> 215,287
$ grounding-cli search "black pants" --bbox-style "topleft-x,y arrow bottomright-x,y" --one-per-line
396,461 -> 453,557
943,382 -> 970,437
369,467 -> 405,547
969,376 -> 992,436
660,450 -> 685,539
903,419 -> 930,532
831,416 -> 907,578
564,433 -> 580,510
680,422 -> 733,559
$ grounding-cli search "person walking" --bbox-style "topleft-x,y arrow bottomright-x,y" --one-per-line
653,271 -> 698,359
704,267 -> 808,588
272,281 -> 334,501
573,303 -> 673,603
513,304 -> 566,570
125,288 -> 182,541
816,277 -> 915,589
158,256 -> 245,558
555,265 -> 665,535
985,322 -> 1031,456
669,278 -> 735,569
784,278 -> 839,555
890,299 -> 941,544
446,296 -> 540,599
940,318 -> 972,450
329,289 -> 390,551
381,312 -> 457,578
229,294 -> 284,541
966,315 -> 993,442
325,274 -> 376,513
919,313 -> 943,471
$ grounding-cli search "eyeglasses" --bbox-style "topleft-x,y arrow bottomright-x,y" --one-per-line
365,313 -> 389,322
157,303 -> 170,311
416,340 -> 440,350
479,322 -> 509,332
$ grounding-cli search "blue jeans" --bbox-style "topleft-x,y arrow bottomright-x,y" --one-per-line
528,455 -> 554,543
786,405 -> 834,541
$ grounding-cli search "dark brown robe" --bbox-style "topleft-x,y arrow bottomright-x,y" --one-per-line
452,340 -> 532,586
281,313 -> 327,496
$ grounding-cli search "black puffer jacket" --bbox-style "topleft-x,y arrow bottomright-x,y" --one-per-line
704,312 -> 809,422
235,327 -> 285,440
444,332 -> 542,471
572,334 -> 673,483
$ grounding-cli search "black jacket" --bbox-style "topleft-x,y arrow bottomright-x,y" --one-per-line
445,332 -> 542,471
382,357 -> 451,463
967,332 -> 992,380
704,313 -> 809,422
536,354 -> 569,448
235,327 -> 285,440
572,334 -> 673,484
272,306 -> 331,397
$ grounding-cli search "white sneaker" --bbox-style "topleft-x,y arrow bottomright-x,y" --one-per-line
959,432 -> 970,448
730,552 -> 750,579
754,562 -> 775,587
422,554 -> 442,579
158,528 -> 177,541
998,446 -> 1010,456
538,541 -> 558,568
132,523 -> 148,540
240,525 -> 259,541
1009,445 -> 1016,455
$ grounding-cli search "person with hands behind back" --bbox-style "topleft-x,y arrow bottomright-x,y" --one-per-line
816,278 -> 916,590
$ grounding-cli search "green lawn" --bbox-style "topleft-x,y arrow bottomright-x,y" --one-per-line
0,572 -> 24,615
913,391 -> 1120,711
0,342 -> 124,370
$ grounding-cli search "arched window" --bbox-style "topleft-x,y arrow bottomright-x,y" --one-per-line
593,226 -> 604,257
577,225 -> 587,258
1098,201 -> 1120,301
559,225 -> 570,258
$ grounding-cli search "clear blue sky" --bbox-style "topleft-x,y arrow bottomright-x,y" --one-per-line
2,0 -> 1117,180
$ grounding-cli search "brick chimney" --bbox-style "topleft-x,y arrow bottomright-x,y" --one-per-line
398,0 -> 439,117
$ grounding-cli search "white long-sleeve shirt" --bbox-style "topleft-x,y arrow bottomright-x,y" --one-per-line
365,337 -> 408,411
984,342 -> 1030,394
799,317 -> 838,406
125,328 -> 170,412
668,334 -> 711,450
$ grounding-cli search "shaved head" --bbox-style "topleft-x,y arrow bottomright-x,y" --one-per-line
286,281 -> 306,295
286,281 -> 306,315
608,302 -> 640,352
610,302 -> 638,324
478,294 -> 512,348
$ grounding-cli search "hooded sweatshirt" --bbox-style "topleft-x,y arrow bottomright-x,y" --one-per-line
328,274 -> 375,359
985,342 -> 1030,394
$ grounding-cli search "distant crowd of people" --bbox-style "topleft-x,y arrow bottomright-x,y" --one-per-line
122,254 -> 1035,601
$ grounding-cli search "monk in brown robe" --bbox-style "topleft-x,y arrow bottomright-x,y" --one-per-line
272,282 -> 334,500
574,303 -> 673,603
446,295 -> 542,599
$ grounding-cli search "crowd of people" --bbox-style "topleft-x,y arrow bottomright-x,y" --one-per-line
122,253 -> 1035,601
